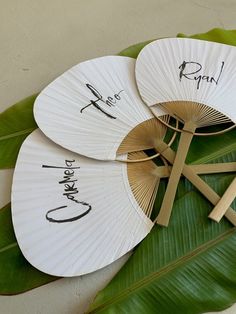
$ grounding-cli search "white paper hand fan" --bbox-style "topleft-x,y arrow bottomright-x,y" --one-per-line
11,129 -> 158,277
34,56 -> 165,161
136,38 -> 236,226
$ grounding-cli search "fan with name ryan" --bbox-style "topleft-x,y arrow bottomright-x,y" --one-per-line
136,38 -> 236,226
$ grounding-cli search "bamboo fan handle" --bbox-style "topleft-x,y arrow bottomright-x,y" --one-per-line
160,156 -> 171,174
154,142 -> 236,226
182,166 -> 236,226
155,121 -> 196,226
189,162 -> 236,175
157,162 -> 236,178
208,177 -> 236,222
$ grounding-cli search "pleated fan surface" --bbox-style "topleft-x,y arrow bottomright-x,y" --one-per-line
11,130 -> 154,277
34,56 -> 165,160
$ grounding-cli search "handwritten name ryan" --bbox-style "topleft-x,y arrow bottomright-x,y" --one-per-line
179,61 -> 224,90
42,159 -> 92,223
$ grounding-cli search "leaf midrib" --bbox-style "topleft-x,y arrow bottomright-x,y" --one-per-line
0,128 -> 36,141
190,142 -> 236,165
0,242 -> 17,253
90,227 -> 236,313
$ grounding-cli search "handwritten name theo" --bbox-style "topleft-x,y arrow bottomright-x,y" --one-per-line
80,83 -> 124,119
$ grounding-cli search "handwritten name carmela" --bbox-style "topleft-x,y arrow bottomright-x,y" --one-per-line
42,159 -> 92,223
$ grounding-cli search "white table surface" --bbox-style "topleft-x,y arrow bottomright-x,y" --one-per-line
0,0 -> 236,313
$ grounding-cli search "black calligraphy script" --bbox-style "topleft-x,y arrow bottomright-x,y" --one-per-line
42,159 -> 92,223
80,84 -> 124,119
179,61 -> 224,90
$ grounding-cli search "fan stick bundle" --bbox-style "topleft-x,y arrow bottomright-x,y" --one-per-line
127,151 -> 160,217
153,141 -> 236,226
128,150 -> 236,220
114,110 -> 236,225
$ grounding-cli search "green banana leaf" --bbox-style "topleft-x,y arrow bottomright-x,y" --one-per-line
0,28 -> 236,307
0,203 -> 57,294
88,168 -> 236,314
119,28 -> 236,58
0,94 -> 38,169
88,29 -> 236,313
88,180 -> 236,310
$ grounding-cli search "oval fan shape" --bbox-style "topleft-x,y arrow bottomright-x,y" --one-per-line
34,56 -> 164,161
135,38 -> 236,123
11,129 -> 153,277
